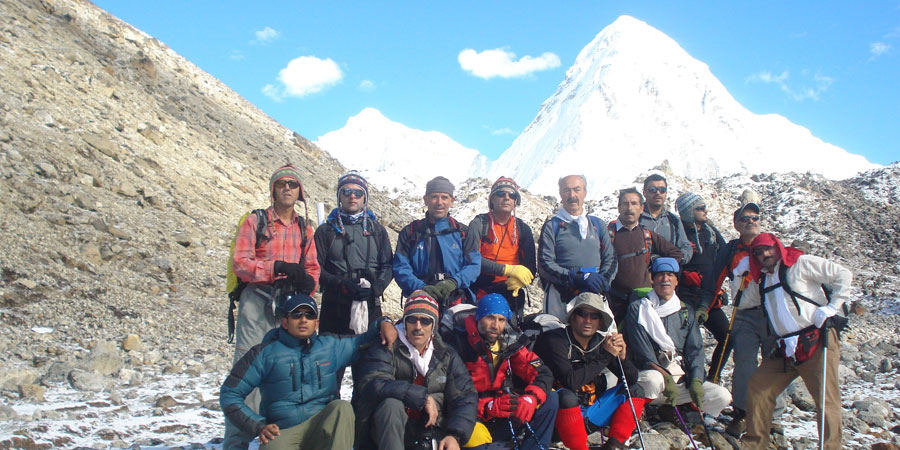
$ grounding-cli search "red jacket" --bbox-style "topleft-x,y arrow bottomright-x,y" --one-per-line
447,315 -> 553,421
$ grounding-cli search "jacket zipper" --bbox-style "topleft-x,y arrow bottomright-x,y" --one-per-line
316,361 -> 322,385
290,363 -> 296,391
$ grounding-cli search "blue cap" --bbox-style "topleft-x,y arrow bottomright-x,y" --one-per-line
279,292 -> 318,316
650,257 -> 680,275
476,293 -> 512,321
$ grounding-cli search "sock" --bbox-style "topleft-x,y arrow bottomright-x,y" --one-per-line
608,397 -> 650,442
554,405 -> 588,450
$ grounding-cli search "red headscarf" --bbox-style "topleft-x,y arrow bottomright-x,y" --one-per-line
748,233 -> 804,281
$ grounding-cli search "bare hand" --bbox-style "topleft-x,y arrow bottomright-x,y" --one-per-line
258,423 -> 280,445
438,435 -> 461,450
601,333 -> 619,355
424,395 -> 439,427
380,319 -> 398,346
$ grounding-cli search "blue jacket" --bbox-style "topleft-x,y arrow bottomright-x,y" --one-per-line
220,323 -> 381,436
392,216 -> 481,297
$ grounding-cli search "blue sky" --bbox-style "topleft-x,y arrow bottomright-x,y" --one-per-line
94,1 -> 899,165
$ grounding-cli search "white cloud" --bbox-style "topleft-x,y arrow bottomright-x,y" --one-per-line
358,80 -> 376,92
870,42 -> 891,56
254,27 -> 281,43
458,48 -> 560,79
263,56 -> 344,100
229,50 -> 245,61
491,127 -> 515,136
747,70 -> 832,101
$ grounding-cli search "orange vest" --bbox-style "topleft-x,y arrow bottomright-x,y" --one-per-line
479,218 -> 520,284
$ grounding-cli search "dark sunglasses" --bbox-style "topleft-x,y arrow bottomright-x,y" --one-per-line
646,186 -> 667,194
752,246 -> 773,257
738,215 -> 761,223
694,205 -> 707,211
340,188 -> 365,198
275,180 -> 300,189
574,309 -> 602,320
404,316 -> 434,326
289,310 -> 317,320
493,191 -> 520,200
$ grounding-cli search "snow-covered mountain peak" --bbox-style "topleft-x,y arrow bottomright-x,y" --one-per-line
493,16 -> 879,199
315,108 -> 488,194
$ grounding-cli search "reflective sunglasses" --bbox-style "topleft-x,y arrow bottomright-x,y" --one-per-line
275,180 -> 300,189
340,188 -> 365,198
694,205 -> 707,211
404,316 -> 434,327
493,191 -> 520,200
288,310 -> 317,320
646,186 -> 668,194
738,215 -> 761,223
574,309 -> 602,320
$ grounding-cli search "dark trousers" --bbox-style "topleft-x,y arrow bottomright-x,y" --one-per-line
485,390 -> 559,450
704,307 -> 730,380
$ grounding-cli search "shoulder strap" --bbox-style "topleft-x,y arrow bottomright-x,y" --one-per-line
551,216 -> 565,239
607,221 -> 616,243
666,211 -> 680,243
253,209 -> 268,247
641,226 -> 653,264
480,214 -> 491,243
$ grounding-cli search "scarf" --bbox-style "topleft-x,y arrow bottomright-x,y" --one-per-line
396,322 -> 434,377
555,207 -> 590,240
637,290 -> 679,355
327,208 -> 378,236
487,211 -> 518,245
749,232 -> 803,282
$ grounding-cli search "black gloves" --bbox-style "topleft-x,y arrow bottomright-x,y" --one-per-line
274,261 -> 314,293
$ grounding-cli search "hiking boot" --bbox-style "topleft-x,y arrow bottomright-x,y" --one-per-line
598,436 -> 625,450
770,421 -> 784,435
725,409 -> 746,438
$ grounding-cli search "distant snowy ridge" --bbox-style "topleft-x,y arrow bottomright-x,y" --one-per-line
315,108 -> 487,192
491,15 -> 879,198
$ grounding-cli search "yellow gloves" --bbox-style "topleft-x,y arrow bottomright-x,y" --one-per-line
503,265 -> 534,297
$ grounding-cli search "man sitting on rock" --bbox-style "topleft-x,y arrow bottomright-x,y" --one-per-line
220,293 -> 397,450
354,291 -> 477,450
533,292 -> 653,450
623,258 -> 731,423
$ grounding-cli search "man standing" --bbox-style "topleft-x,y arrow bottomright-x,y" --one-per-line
315,171 -> 393,335
442,294 -> 559,450
220,292 -> 397,450
607,188 -> 682,323
228,164 -> 320,449
699,202 -> 784,436
674,193 -> 728,378
355,291 -> 477,450
534,293 -> 652,450
623,258 -> 732,421
640,174 -> 692,265
742,233 -> 852,450
394,176 -> 481,312
538,175 -> 617,321
466,177 -> 536,326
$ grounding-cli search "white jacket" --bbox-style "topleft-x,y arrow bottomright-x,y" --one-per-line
760,254 -> 852,335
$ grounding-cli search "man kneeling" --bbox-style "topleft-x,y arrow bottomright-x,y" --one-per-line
624,258 -> 731,422
534,293 -> 654,450
355,291 -> 477,449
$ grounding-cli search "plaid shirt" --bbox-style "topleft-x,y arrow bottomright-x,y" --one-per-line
232,207 -> 319,294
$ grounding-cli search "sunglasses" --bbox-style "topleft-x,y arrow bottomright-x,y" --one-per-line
288,310 -> 317,320
404,316 -> 434,326
574,309 -> 602,320
493,191 -> 520,200
738,215 -> 761,223
646,186 -> 667,194
340,188 -> 365,198
694,205 -> 707,211
275,180 -> 300,190
752,246 -> 774,257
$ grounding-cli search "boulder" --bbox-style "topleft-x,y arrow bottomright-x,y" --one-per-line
122,334 -> 143,352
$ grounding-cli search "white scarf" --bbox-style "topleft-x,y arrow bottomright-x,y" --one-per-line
762,264 -> 802,357
556,207 -> 590,240
396,322 -> 434,377
637,290 -> 679,355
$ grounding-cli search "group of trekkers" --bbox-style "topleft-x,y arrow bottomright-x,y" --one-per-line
220,164 -> 852,450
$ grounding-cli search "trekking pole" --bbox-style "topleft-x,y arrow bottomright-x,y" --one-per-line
522,421 -> 547,450
673,405 -> 700,450
818,319 -> 830,450
710,272 -> 748,383
697,407 -> 717,450
616,357 -> 646,450
506,417 -> 520,450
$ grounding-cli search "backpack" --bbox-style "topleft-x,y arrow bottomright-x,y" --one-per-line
760,262 -> 850,338
607,221 -> 654,265
406,216 -> 467,243
225,209 -> 308,343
